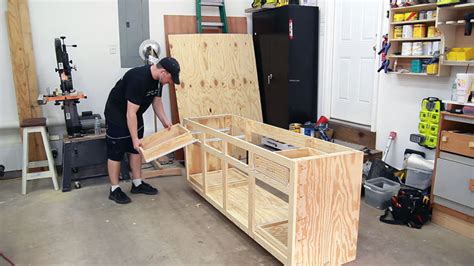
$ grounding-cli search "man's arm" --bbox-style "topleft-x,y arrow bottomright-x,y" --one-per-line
127,100 -> 141,151
152,97 -> 172,129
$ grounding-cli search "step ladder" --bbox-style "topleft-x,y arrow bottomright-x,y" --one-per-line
196,0 -> 229,33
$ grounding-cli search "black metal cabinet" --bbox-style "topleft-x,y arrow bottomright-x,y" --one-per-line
253,5 -> 319,129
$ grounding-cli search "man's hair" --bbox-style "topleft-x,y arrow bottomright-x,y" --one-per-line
155,63 -> 163,69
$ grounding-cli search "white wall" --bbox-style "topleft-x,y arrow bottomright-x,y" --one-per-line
0,0 -> 252,171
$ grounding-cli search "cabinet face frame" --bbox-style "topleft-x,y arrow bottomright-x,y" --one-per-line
183,114 -> 364,265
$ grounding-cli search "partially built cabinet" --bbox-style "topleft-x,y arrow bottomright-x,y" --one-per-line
182,114 -> 363,265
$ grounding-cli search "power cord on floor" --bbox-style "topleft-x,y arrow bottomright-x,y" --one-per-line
0,251 -> 15,266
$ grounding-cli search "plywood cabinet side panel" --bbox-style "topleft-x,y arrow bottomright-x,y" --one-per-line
295,152 -> 363,265
169,34 -> 262,123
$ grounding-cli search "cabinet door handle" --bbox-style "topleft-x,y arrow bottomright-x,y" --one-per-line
441,136 -> 448,142
267,74 -> 273,85
469,142 -> 474,148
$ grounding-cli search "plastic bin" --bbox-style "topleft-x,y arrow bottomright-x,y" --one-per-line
364,177 -> 400,210
405,167 -> 432,190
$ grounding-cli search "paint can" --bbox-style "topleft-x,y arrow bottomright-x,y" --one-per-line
427,63 -> 438,75
422,42 -> 433,55
413,24 -> 427,38
432,41 -> 440,53
419,11 -> 427,20
394,26 -> 403,39
412,42 -> 423,56
289,123 -> 302,133
404,12 -> 418,21
427,26 -> 436,37
426,10 -> 435,20
300,124 -> 314,137
394,13 -> 405,22
401,42 -> 413,56
402,25 -> 413,39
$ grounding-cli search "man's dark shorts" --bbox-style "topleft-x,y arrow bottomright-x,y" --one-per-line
106,122 -> 144,162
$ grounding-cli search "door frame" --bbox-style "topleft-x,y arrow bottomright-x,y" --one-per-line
320,0 -> 385,131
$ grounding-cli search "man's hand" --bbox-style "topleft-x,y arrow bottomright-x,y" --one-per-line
162,120 -> 172,131
132,138 -> 143,151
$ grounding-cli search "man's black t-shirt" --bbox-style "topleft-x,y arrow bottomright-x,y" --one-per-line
104,65 -> 162,129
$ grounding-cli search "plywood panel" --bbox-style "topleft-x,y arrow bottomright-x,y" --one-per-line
164,15 -> 248,124
432,208 -> 474,240
169,34 -> 262,123
164,15 -> 247,161
295,152 -> 363,265
7,0 -> 45,162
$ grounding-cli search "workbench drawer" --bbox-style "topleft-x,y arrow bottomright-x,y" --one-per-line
434,155 -> 474,213
440,130 -> 474,158
254,155 -> 290,186
139,124 -> 196,163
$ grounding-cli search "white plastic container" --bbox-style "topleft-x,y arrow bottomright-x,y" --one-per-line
401,42 -> 413,56
402,25 -> 413,39
405,167 -> 432,190
364,177 -> 400,210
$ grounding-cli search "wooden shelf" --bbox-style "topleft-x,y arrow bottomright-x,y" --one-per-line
390,37 -> 441,42
439,3 -> 474,10
443,101 -> 474,107
389,55 -> 433,59
389,71 -> 444,77
442,60 -> 474,66
391,19 -> 436,25
438,19 -> 474,26
390,3 -> 437,12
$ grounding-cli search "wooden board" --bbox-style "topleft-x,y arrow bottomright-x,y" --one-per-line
294,153 -> 363,265
164,15 -> 247,161
168,34 -> 263,123
205,177 -> 289,226
329,120 -> 376,149
163,15 -> 248,124
7,0 -> 45,162
432,208 -> 474,240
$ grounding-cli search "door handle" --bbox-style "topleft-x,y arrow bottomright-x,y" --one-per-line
267,74 -> 273,85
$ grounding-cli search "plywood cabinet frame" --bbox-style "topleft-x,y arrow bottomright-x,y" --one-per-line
183,114 -> 363,265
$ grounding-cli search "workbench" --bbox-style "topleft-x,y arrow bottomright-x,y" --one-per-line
62,130 -> 129,192
137,114 -> 363,265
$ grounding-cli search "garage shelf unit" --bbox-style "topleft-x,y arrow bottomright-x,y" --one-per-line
182,114 -> 364,265
388,2 -> 474,76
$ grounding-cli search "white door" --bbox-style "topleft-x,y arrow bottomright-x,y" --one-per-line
330,0 -> 382,125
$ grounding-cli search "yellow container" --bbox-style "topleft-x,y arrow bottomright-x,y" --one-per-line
427,26 -> 436,37
404,12 -> 418,21
427,63 -> 439,75
413,24 -> 427,38
394,26 -> 403,39
394,13 -> 405,22
447,48 -> 474,61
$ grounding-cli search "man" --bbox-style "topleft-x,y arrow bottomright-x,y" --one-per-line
104,57 -> 180,204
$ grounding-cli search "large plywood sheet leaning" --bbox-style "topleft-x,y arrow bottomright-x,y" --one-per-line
168,34 -> 263,123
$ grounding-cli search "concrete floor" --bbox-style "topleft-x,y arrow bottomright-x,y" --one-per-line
0,174 -> 473,265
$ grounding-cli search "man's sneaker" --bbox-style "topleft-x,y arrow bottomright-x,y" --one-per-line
109,187 -> 132,204
130,181 -> 158,195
